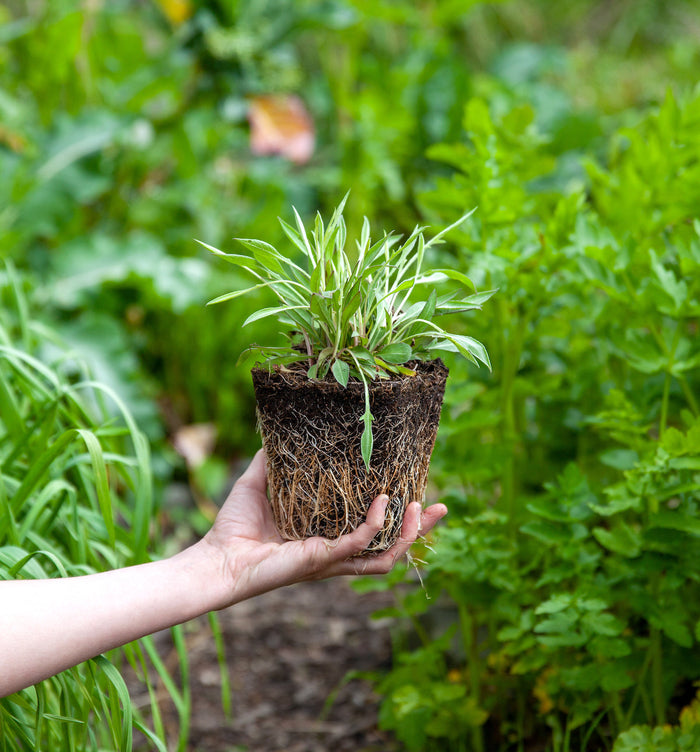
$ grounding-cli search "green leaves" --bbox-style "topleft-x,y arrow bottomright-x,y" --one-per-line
204,199 -> 491,384
593,522 -> 642,558
378,342 -> 412,364
613,724 -> 700,752
444,333 -> 492,369
361,409 -> 374,471
204,198 -> 493,464
360,85 -> 700,752
0,270 -> 184,751
331,358 -> 349,387
242,304 -> 307,327
532,594 -> 627,653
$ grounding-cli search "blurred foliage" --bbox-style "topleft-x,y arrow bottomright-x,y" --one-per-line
364,85 -> 700,752
2,0 -> 698,457
2,0 -> 700,749
0,265 -> 191,751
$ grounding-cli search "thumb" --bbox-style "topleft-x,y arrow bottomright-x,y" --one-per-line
234,448 -> 267,495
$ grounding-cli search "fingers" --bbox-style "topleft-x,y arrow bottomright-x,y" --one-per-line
322,501 -> 448,577
346,501 -> 422,575
417,503 -> 448,538
233,448 -> 267,494
325,494 -> 390,562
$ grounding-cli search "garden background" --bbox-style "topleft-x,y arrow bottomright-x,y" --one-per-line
1,0 -> 700,750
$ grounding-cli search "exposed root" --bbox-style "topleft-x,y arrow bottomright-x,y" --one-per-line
252,360 -> 448,554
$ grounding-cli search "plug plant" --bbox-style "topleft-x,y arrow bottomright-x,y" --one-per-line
201,195 -> 494,549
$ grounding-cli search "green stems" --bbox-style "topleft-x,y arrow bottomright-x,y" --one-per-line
650,628 -> 666,727
459,602 -> 485,752
659,321 -> 682,439
608,691 -> 624,738
498,305 -> 529,538
622,630 -> 666,730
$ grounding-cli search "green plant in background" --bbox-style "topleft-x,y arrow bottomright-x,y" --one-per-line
0,264 -> 200,751
0,0 -> 329,459
2,0 -> 700,749
201,195 -> 494,468
3,0 -> 699,465
419,95 -> 577,531
368,90 -> 700,751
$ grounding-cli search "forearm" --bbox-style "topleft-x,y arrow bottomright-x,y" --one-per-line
0,468 -> 444,698
0,541 -> 226,697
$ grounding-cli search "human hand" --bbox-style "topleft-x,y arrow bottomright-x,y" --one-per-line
199,449 -> 447,608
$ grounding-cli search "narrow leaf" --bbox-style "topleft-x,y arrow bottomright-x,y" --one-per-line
195,240 -> 258,270
417,269 -> 475,290
77,429 -> 114,546
422,207 -> 477,249
446,333 -> 492,369
235,238 -> 286,274
361,414 -> 374,472
242,305 -> 307,327
419,289 -> 438,322
206,282 -> 275,306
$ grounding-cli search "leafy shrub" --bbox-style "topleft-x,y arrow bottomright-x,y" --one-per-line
369,90 -> 700,751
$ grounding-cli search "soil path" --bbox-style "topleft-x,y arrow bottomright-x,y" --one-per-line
145,578 -> 400,751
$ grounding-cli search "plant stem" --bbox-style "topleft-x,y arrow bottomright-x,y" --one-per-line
607,691 -> 624,738
459,602 -> 484,752
516,687 -> 526,752
303,331 -> 313,367
650,628 -> 666,726
623,610 -> 657,729
659,373 -> 671,438
551,714 -> 563,752
679,376 -> 700,415
500,311 -> 528,538
563,715 -> 572,752
659,321 -> 682,438
408,613 -> 431,648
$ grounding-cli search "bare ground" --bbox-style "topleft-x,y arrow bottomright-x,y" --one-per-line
129,577 -> 401,752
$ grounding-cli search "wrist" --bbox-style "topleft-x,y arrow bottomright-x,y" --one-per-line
170,539 -> 234,613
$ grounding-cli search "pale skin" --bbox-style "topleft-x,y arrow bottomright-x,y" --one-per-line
0,449 -> 447,697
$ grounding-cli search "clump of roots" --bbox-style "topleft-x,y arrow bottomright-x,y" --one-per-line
252,360 -> 448,554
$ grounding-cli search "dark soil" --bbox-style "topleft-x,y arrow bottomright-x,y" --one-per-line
130,578 -> 401,752
252,359 -> 448,549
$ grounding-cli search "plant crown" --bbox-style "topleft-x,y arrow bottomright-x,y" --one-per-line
199,195 -> 494,468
